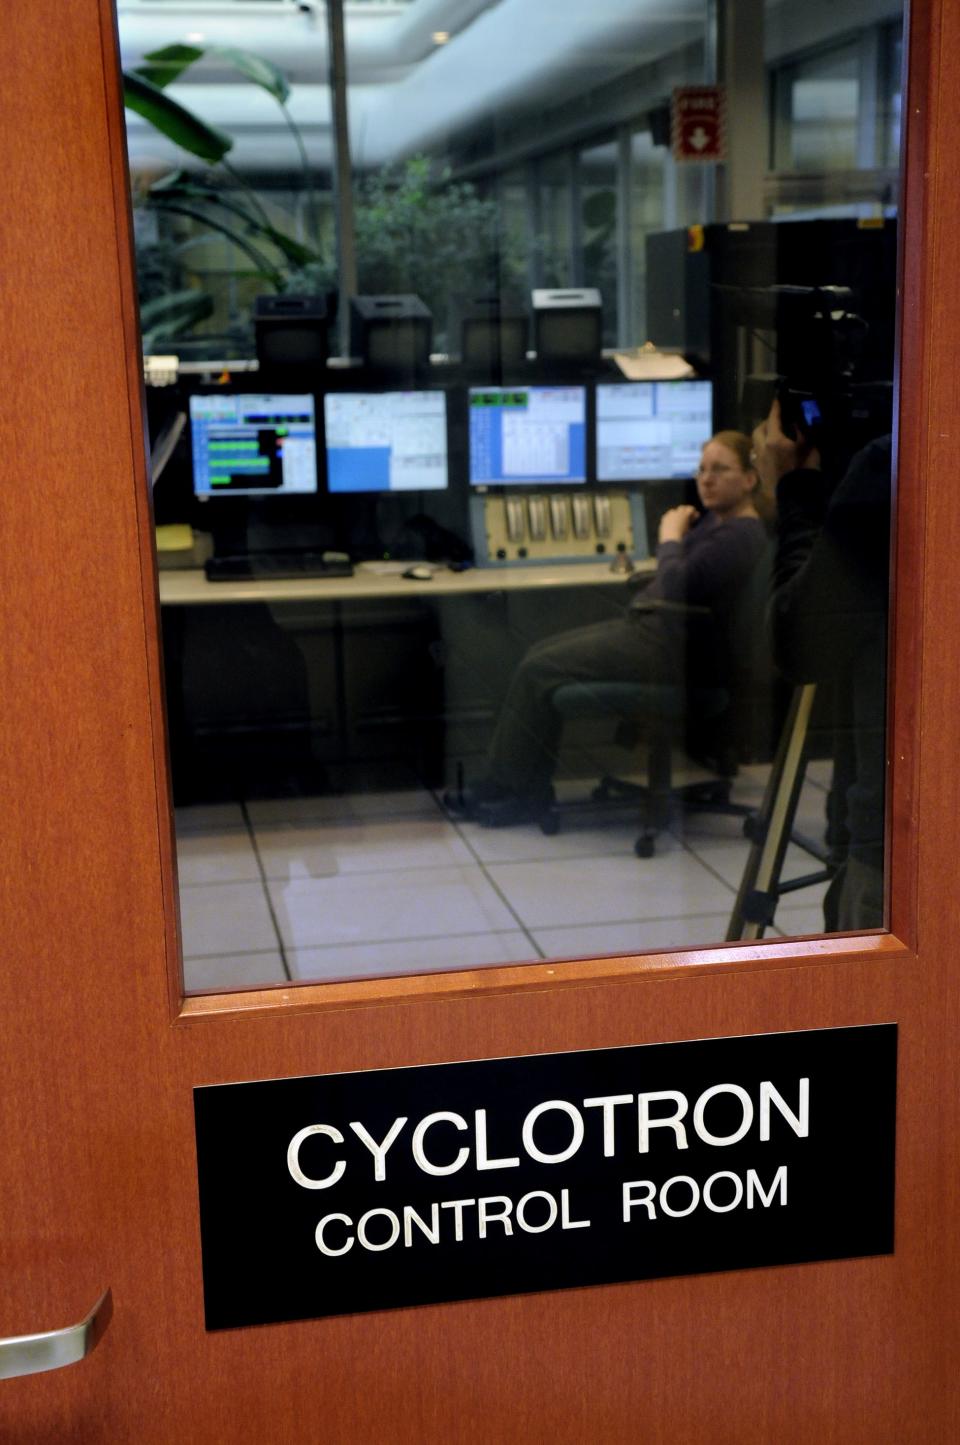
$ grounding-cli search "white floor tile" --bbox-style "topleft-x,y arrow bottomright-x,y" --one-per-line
246,788 -> 443,825
456,816 -> 646,865
789,792 -> 831,844
532,912 -> 737,960
183,951 -> 288,992
253,816 -> 472,880
175,802 -> 245,832
805,758 -> 834,789
774,904 -> 831,937
179,881 -> 279,958
268,867 -> 519,950
485,852 -> 733,931
719,767 -> 829,838
683,836 -> 827,891
176,828 -> 261,886
288,930 -> 536,982
671,811 -> 754,846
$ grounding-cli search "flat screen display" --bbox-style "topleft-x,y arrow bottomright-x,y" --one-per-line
323,391 -> 448,493
189,393 -> 318,498
469,386 -> 587,486
595,380 -> 714,481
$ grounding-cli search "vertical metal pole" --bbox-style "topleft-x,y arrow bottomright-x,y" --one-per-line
326,0 -> 358,357
715,0 -> 767,221
525,158 -> 540,297
564,149 -> 578,283
858,26 -> 881,171
617,126 -> 633,345
703,0 -> 719,223
570,150 -> 584,286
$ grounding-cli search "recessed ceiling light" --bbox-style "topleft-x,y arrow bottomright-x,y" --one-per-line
432,31 -> 450,45
186,32 -> 205,44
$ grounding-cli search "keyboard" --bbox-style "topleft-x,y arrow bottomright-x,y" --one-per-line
205,551 -> 354,582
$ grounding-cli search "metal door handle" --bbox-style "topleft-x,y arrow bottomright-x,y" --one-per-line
0,1290 -> 112,1380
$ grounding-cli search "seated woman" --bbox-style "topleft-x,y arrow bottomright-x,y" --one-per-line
449,430 -> 766,827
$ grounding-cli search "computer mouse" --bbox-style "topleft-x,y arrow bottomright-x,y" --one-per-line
402,565 -> 433,581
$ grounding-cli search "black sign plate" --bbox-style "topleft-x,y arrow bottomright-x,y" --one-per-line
193,1024 -> 896,1330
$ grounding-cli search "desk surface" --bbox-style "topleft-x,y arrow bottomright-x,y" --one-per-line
157,558 -> 654,606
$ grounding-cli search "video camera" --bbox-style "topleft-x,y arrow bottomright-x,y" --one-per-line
718,281 -> 894,475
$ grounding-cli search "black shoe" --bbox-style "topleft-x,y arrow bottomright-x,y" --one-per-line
442,779 -> 507,819
474,793 -> 544,828
443,779 -> 544,826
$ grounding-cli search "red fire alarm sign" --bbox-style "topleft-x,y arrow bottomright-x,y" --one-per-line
671,86 -> 727,163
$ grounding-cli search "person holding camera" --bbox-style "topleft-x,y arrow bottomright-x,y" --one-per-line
753,398 -> 891,929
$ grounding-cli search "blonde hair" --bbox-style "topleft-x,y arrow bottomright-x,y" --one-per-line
707,429 -> 770,521
709,430 -> 755,473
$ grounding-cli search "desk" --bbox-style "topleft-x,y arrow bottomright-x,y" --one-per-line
157,559 -> 653,607
157,560 -> 654,798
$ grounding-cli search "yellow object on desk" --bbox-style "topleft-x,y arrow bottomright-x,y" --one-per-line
156,524 -> 194,552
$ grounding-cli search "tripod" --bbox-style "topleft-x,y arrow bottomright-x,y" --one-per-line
727,683 -> 838,940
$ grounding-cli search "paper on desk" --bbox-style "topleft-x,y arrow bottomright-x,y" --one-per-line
359,560 -> 432,576
156,524 -> 194,552
611,350 -> 694,380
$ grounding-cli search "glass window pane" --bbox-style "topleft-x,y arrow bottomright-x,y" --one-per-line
120,0 -> 902,991
882,27 -> 904,166
774,43 -> 861,171
629,129 -> 666,346
536,155 -> 574,288
578,141 -> 620,347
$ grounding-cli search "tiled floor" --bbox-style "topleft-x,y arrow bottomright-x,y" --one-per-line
176,759 -> 836,993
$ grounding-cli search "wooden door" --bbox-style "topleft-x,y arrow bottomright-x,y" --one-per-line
1,1 -> 957,1439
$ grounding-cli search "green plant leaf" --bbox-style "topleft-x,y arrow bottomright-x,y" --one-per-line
123,71 -> 233,163
139,287 -> 214,346
582,189 -> 616,229
135,44 -> 203,89
257,224 -> 319,266
151,201 -> 285,288
208,46 -> 291,105
139,42 -> 290,103
147,174 -> 321,266
147,168 -> 191,193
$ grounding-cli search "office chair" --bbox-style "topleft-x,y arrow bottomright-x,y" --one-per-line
538,544 -> 773,857
539,677 -> 752,855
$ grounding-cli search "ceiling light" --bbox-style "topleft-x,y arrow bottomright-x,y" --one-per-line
432,31 -> 450,45
185,31 -> 205,43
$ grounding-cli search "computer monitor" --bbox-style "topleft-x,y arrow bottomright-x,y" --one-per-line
254,294 -> 330,373
323,391 -> 449,493
349,295 -> 433,374
469,385 -> 587,486
595,379 -> 714,482
531,288 -> 603,364
189,393 -> 318,498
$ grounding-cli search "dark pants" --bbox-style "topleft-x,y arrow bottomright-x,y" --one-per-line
486,613 -> 674,800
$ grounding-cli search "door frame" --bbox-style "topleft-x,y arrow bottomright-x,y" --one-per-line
2,0 -> 959,1438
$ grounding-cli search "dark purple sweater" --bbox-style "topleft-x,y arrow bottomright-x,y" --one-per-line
630,510 -> 767,684
649,510 -> 767,609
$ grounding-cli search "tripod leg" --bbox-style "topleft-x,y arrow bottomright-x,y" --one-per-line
727,684 -> 818,941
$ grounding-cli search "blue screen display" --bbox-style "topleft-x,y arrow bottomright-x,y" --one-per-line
595,380 -> 713,482
189,393 -> 318,498
469,386 -> 587,486
324,392 -> 448,494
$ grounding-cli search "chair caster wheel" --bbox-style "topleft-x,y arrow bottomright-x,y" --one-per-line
634,835 -> 656,859
539,813 -> 559,836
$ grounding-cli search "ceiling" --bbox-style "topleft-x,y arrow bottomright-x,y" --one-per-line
119,0 -> 902,176
118,0 -> 706,174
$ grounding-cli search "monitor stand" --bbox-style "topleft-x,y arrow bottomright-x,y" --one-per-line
205,503 -> 334,561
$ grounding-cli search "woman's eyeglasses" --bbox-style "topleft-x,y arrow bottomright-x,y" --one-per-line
697,463 -> 740,478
